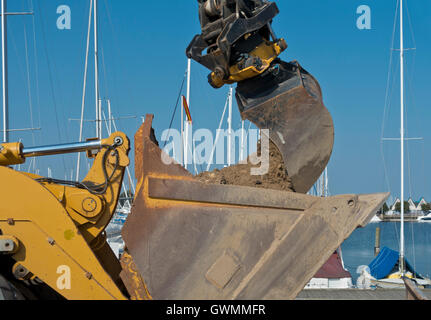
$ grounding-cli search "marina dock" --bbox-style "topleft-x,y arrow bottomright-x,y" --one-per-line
297,288 -> 431,300
379,214 -> 423,222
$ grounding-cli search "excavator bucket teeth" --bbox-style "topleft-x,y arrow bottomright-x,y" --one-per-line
236,60 -> 334,193
120,115 -> 389,300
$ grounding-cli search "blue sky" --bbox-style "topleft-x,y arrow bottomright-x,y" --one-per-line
4,0 -> 431,202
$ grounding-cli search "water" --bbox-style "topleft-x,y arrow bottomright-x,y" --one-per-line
341,221 -> 431,284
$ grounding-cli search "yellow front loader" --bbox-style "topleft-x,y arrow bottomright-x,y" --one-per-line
0,132 -> 130,299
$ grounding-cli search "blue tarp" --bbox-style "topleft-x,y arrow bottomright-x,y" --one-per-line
368,246 -> 418,280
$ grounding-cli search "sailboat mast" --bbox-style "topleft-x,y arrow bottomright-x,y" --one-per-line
186,59 -> 191,113
1,1 -> 33,143
76,0 -> 94,181
324,167 -> 328,197
399,0 -> 405,275
107,99 -> 112,134
227,86 -> 233,166
94,0 -> 100,139
1,0 -> 8,143
183,58 -> 191,169
240,120 -> 245,162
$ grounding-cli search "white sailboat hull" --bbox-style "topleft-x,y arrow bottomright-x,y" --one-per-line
371,277 -> 431,289
305,277 -> 353,289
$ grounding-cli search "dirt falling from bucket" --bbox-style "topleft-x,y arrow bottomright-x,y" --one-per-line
196,140 -> 295,192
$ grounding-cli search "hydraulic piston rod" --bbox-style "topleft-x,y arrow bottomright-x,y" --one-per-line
22,140 -> 102,158
0,139 -> 103,166
0,134 -> 124,166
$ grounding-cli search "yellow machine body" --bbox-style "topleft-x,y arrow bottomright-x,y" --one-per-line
0,132 -> 130,300
0,143 -> 24,166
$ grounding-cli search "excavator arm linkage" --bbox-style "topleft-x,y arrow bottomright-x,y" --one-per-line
188,0 -> 334,193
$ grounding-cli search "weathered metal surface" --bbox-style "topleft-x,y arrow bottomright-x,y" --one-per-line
119,252 -> 152,300
122,115 -> 388,300
237,61 -> 334,194
147,177 -> 314,210
404,278 -> 429,300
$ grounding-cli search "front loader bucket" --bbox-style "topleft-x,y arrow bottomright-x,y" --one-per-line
120,115 -> 388,300
236,60 -> 334,194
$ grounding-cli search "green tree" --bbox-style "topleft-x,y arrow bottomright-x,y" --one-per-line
421,203 -> 431,212
378,202 -> 389,215
394,201 -> 410,213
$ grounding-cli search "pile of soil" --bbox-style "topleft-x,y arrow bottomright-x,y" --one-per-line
196,140 -> 294,192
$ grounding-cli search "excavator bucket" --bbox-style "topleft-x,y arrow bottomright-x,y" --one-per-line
236,60 -> 334,193
120,115 -> 388,300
